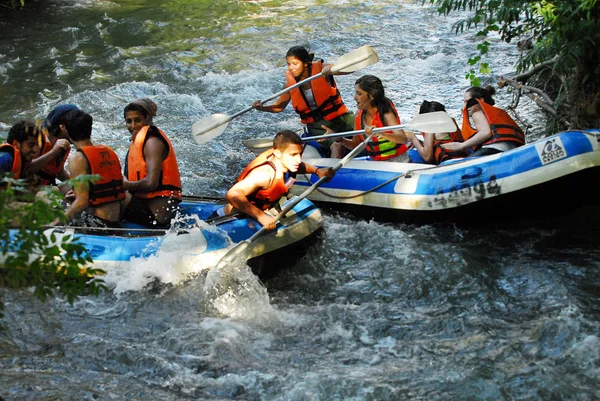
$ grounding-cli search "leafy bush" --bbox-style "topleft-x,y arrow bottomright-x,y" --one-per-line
0,175 -> 106,321
429,0 -> 600,129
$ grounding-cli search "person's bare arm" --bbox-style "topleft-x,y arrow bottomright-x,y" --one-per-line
59,152 -> 89,224
226,165 -> 277,230
408,131 -> 435,163
123,136 -> 167,193
442,110 -> 491,151
252,83 -> 292,113
379,111 -> 407,144
26,139 -> 70,173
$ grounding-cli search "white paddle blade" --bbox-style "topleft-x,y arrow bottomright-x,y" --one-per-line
406,111 -> 457,134
330,45 -> 379,73
192,114 -> 231,144
242,138 -> 272,155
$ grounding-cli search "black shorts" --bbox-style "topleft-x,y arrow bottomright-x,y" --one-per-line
124,196 -> 180,229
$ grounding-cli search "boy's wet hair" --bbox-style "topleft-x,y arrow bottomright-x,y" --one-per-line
64,110 -> 93,142
7,120 -> 42,145
273,130 -> 303,150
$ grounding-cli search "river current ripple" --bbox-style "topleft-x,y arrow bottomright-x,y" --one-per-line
1,1 -> 600,400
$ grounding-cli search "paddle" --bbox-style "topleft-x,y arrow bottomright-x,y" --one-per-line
192,45 -> 379,144
242,111 -> 456,154
211,128 -> 378,271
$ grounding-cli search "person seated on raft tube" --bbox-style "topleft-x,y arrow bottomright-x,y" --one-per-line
26,104 -> 76,194
52,110 -> 125,228
1,121 -> 43,227
250,46 -> 355,158
121,98 -> 182,229
406,100 -> 467,164
441,86 -> 525,157
325,75 -> 409,162
218,130 -> 333,231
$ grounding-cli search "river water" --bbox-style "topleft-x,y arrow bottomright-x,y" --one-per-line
1,0 -> 600,400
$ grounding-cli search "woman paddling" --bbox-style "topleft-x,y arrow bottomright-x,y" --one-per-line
442,86 -> 525,157
251,46 -> 355,157
328,75 -> 408,162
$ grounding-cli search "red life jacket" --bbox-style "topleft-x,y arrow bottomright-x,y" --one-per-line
78,145 -> 126,206
286,59 -> 349,124
0,143 -> 23,179
461,100 -> 525,149
356,101 -> 407,161
431,118 -> 468,164
37,133 -> 70,185
126,126 -> 182,200
238,149 -> 295,210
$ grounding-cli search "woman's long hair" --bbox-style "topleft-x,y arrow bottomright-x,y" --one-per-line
355,75 -> 397,122
466,85 -> 496,105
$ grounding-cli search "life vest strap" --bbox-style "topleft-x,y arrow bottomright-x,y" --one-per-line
298,93 -> 345,121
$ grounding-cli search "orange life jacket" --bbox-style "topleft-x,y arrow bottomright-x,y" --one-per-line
461,100 -> 524,150
238,149 -> 296,210
78,145 -> 126,207
126,126 -> 182,200
356,101 -> 407,161
286,59 -> 349,124
0,143 -> 23,179
37,133 -> 70,185
431,118 -> 468,164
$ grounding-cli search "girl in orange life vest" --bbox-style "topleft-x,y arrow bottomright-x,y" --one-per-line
122,98 -> 182,229
51,111 -> 125,228
442,86 -> 525,157
221,130 -> 333,231
26,104 -> 75,193
251,46 -> 355,157
327,75 -> 408,161
406,100 -> 467,164
0,120 -> 42,180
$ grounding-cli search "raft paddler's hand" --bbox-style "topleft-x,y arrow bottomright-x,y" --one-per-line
316,167 -> 334,181
321,65 -> 332,76
252,100 -> 263,111
257,213 -> 277,231
64,189 -> 76,203
441,142 -> 465,151
320,125 -> 340,142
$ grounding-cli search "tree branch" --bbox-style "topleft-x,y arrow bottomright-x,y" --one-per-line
512,56 -> 560,82
498,76 -> 571,127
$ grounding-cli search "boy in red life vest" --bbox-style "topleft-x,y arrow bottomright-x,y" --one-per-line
219,130 -> 333,231
52,110 -> 125,228
27,104 -> 75,193
1,120 -> 42,181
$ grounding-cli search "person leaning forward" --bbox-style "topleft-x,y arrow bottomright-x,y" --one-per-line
27,104 -> 76,193
121,98 -> 182,229
218,130 -> 333,231
251,46 -> 355,157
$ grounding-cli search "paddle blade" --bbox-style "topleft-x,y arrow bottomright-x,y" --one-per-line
192,114 -> 231,144
242,138 -> 272,155
330,45 -> 379,73
406,111 -> 457,134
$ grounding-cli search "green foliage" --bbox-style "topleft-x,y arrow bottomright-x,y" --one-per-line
428,0 -> 600,128
0,176 -> 106,321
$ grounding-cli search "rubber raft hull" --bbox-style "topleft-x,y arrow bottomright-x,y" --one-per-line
10,198 -> 323,278
291,129 -> 600,224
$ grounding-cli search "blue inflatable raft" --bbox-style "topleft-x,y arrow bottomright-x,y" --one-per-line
291,129 -> 600,223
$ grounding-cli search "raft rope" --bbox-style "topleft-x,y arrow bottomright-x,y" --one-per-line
303,171 -> 406,199
301,160 -> 458,200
